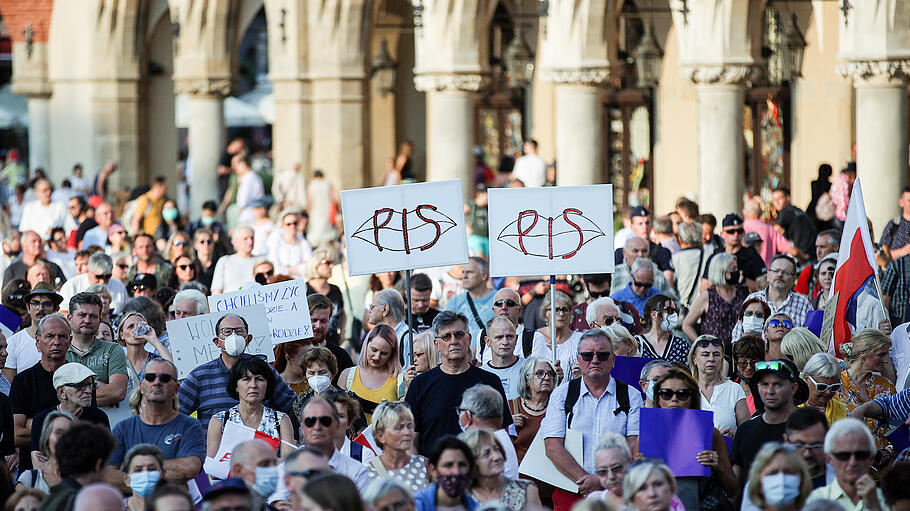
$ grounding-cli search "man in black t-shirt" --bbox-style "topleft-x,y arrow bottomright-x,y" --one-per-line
408,273 -> 440,332
732,359 -> 805,485
772,188 -> 816,259
30,362 -> 110,453
405,311 -> 512,455
702,214 -> 766,292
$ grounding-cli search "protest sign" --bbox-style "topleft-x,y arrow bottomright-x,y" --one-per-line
487,185 -> 614,277
341,179 -> 469,276
639,408 -> 713,477
208,279 -> 312,344
611,356 -> 654,395
203,421 -> 283,480
167,304 -> 273,379
887,424 -> 910,452
518,428 -> 583,493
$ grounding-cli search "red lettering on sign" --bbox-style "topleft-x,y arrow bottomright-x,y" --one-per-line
562,208 -> 584,259
517,210 -> 539,255
372,208 -> 394,252
415,204 -> 442,251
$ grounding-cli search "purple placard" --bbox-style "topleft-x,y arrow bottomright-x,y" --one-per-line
640,408 -> 713,477
888,424 -> 910,452
805,310 -> 824,338
611,356 -> 655,395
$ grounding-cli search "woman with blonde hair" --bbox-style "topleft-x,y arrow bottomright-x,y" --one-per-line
688,335 -> 749,435
305,247 -> 345,345
534,290 -> 581,376
600,324 -> 638,357
340,324 -> 402,422
622,460 -> 683,511
118,311 -> 174,422
780,328 -> 826,371
836,328 -> 896,447
460,428 -> 541,510
367,400 -> 429,492
746,443 -> 813,511
800,353 -> 849,424
399,330 -> 439,396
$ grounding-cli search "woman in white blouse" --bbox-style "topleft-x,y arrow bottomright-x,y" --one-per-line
688,335 -> 749,436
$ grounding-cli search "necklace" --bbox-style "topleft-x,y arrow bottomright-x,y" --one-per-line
69,343 -> 89,355
521,398 -> 546,413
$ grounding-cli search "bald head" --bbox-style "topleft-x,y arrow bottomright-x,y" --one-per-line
74,483 -> 123,511
623,237 -> 649,266
230,439 -> 276,473
492,287 -> 522,323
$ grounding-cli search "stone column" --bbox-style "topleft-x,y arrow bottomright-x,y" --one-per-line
9,39 -> 52,175
691,66 -> 748,217
842,62 -> 909,231
25,95 -> 51,173
176,80 -> 230,217
271,79 -> 312,180
550,78 -> 607,186
92,78 -> 141,194
310,77 -> 368,189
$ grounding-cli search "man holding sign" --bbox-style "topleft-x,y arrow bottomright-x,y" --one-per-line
178,313 -> 296,429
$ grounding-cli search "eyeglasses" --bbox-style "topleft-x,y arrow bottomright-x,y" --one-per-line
785,442 -> 824,452
116,263 -> 129,269
769,268 -> 795,277
768,319 -> 794,329
436,330 -> 467,342
632,280 -> 653,289
695,337 -> 724,349
64,380 -> 96,392
805,374 -> 842,393
723,228 -> 745,235
662,306 -> 679,315
172,241 -> 188,246
455,406 -> 473,418
219,327 -> 248,337
595,463 -> 626,477
303,415 -> 333,428
196,239 -> 214,245
830,450 -> 873,462
93,273 -> 112,281
754,360 -> 797,380
534,370 -> 556,380
599,315 -> 621,326
743,311 -> 766,318
494,299 -> 519,308
657,388 -> 695,401
29,300 -> 55,310
736,359 -> 758,368
143,373 -> 174,383
551,307 -> 571,315
578,351 -> 612,362
286,469 -> 325,479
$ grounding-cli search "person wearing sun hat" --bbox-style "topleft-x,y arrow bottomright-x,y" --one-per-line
4,281 -> 63,383
30,362 -> 111,453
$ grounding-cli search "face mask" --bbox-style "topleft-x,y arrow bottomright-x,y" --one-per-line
223,333 -> 247,357
252,465 -> 279,497
129,470 -> 161,498
200,215 -> 215,226
307,375 -> 331,394
761,473 -> 801,508
437,473 -> 472,499
743,316 -> 764,333
162,208 -> 179,222
645,381 -> 656,402
725,270 -> 742,285
661,313 -> 678,331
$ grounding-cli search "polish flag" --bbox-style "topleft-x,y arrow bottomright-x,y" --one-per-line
0,304 -> 21,338
353,426 -> 382,456
203,421 -> 284,480
830,178 -> 877,357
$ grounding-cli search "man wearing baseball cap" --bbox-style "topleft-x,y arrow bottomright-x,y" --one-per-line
701,213 -> 767,294
30,362 -> 110,453
731,359 -> 807,486
612,206 -> 675,286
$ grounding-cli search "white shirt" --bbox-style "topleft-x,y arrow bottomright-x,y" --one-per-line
481,325 -> 527,365
235,171 -> 265,225
511,154 -> 547,187
46,250 -> 75,280
532,330 -> 582,378
6,329 -> 39,372
59,273 -> 129,315
19,201 -> 68,239
329,448 -> 371,492
700,380 -> 746,434
266,232 -> 312,275
481,357 -> 524,400
82,226 -> 110,249
210,255 -> 265,293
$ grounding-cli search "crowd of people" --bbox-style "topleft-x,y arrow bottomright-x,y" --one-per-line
0,147 -> 907,511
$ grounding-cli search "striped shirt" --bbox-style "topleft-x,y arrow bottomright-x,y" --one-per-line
881,254 -> 910,324
178,356 -> 296,429
873,387 -> 910,428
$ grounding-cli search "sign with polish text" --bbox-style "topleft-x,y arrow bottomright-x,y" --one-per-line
208,279 -> 312,344
341,179 -> 469,275
488,185 -> 614,277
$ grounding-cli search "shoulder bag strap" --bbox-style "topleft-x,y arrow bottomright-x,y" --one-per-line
465,293 -> 486,332
369,456 -> 389,477
686,249 -> 704,305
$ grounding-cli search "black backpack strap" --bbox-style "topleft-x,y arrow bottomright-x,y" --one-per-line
564,377 -> 582,430
522,328 -> 535,358
465,293 -> 486,333
613,380 -> 631,416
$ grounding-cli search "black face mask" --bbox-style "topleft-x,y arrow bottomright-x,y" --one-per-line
725,270 -> 743,285
5,249 -> 20,258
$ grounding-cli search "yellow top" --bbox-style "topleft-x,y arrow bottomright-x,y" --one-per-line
799,398 -> 850,426
350,367 -> 399,423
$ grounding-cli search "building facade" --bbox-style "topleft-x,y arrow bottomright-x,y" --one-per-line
0,0 -> 908,233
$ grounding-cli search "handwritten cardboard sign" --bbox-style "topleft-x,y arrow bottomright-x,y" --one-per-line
341,179 -> 470,275
167,304 -> 273,379
208,279 -> 312,344
488,185 -> 614,277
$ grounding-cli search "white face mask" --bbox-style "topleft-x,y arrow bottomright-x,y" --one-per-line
307,375 -> 331,394
661,313 -> 678,331
743,316 -> 764,333
223,333 -> 247,357
253,465 -> 279,497
761,473 -> 801,508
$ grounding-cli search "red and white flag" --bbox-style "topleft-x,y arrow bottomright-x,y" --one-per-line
353,426 -> 382,456
203,421 -> 283,479
830,178 -> 877,357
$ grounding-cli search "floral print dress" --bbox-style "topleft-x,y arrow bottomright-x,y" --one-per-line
836,369 -> 895,448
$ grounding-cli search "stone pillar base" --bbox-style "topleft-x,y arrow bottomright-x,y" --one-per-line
187,95 -> 226,218
426,88 -> 474,200
26,96 -> 51,174
696,82 -> 746,218
555,84 -> 603,186
311,77 -> 368,190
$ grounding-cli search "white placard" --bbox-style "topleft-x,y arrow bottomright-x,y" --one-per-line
341,180 -> 469,276
487,185 -> 614,277
167,304 -> 273,379
518,428 -> 584,493
208,279 -> 312,344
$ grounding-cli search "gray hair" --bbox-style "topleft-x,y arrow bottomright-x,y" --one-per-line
460,384 -> 503,419
653,217 -> 673,235
802,352 -> 840,380
362,477 -> 413,505
539,290 -> 573,323
174,289 -> 208,315
595,432 -> 632,460
85,283 -> 111,299
639,359 -> 674,382
36,313 -> 71,338
518,356 -> 557,400
120,443 -> 164,472
375,288 -> 406,323
802,501 -> 847,511
285,446 -> 328,470
707,252 -> 735,286
577,328 -> 611,354
630,257 -> 653,276
74,483 -> 123,511
86,253 -> 113,274
468,256 -> 490,277
431,310 -> 469,338
39,410 -> 76,456
586,297 -> 618,326
110,251 -> 130,265
824,418 -> 876,454
678,221 -> 702,245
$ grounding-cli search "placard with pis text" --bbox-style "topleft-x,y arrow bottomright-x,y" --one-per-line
208,279 -> 312,344
341,179 -> 470,276
167,304 -> 273,379
487,185 -> 614,277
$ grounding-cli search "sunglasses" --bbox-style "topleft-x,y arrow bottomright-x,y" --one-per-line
595,463 -> 626,477
196,239 -> 214,245
94,273 -> 112,281
695,337 -> 724,349
494,299 -> 519,308
116,263 -> 129,269
177,264 -> 194,271
724,228 -> 745,235
64,380 -> 96,392
437,330 -> 467,342
303,415 -> 334,428
588,290 -> 611,299
657,388 -> 695,401
143,373 -> 174,383
578,351 -> 611,362
830,450 -> 872,462
632,280 -> 653,289
600,315 -> 621,326
806,374 -> 842,393
755,360 -> 797,380
287,469 -> 325,479
768,319 -> 794,328
743,311 -> 766,318
172,241 -> 188,246
551,307 -> 571,315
